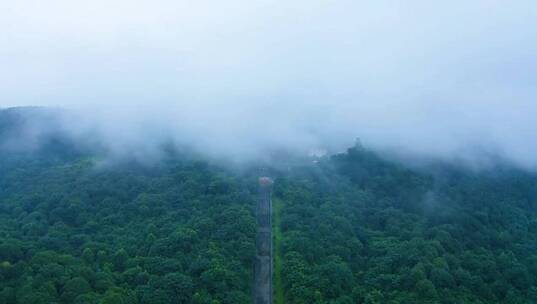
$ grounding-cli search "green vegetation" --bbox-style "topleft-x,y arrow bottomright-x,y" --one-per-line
275,147 -> 537,303
0,154 -> 258,304
2,112 -> 537,303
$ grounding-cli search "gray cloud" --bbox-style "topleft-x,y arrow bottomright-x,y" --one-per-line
1,1 -> 537,167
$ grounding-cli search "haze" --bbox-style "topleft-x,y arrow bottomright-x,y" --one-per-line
1,1 -> 537,167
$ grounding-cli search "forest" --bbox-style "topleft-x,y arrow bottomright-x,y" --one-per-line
2,108 -> 537,303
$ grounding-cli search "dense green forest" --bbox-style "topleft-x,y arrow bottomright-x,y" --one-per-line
2,108 -> 537,303
275,147 -> 537,303
0,155 -> 258,304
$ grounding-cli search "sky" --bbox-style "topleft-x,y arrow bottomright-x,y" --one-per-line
1,1 -> 537,166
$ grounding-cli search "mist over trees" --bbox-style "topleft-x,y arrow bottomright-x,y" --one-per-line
275,146 -> 537,303
3,1 -> 537,169
2,1 -> 537,303
2,108 -> 537,303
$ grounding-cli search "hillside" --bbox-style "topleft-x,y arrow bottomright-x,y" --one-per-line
1,109 -> 537,303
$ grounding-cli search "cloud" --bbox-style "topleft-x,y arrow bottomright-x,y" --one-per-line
1,1 -> 537,167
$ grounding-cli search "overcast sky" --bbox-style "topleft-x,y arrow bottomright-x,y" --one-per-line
1,1 -> 537,166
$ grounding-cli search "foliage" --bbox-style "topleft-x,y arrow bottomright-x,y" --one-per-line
2,110 -> 537,303
275,146 -> 537,303
0,152 -> 256,304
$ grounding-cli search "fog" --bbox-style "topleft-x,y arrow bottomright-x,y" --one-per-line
1,1 -> 537,167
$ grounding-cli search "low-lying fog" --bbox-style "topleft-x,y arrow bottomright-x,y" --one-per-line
1,1 -> 537,168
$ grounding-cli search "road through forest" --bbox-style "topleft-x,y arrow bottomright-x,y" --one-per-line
254,178 -> 273,304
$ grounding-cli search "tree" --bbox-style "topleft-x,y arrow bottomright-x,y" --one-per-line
163,273 -> 194,303
61,277 -> 92,303
113,249 -> 129,272
82,248 -> 94,265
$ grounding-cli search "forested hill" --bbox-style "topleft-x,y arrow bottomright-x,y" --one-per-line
2,108 -> 537,303
275,147 -> 537,303
0,107 -> 84,166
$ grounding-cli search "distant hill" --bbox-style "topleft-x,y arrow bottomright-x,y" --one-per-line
0,107 -> 85,163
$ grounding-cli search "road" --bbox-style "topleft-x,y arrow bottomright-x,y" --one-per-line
254,177 -> 273,304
